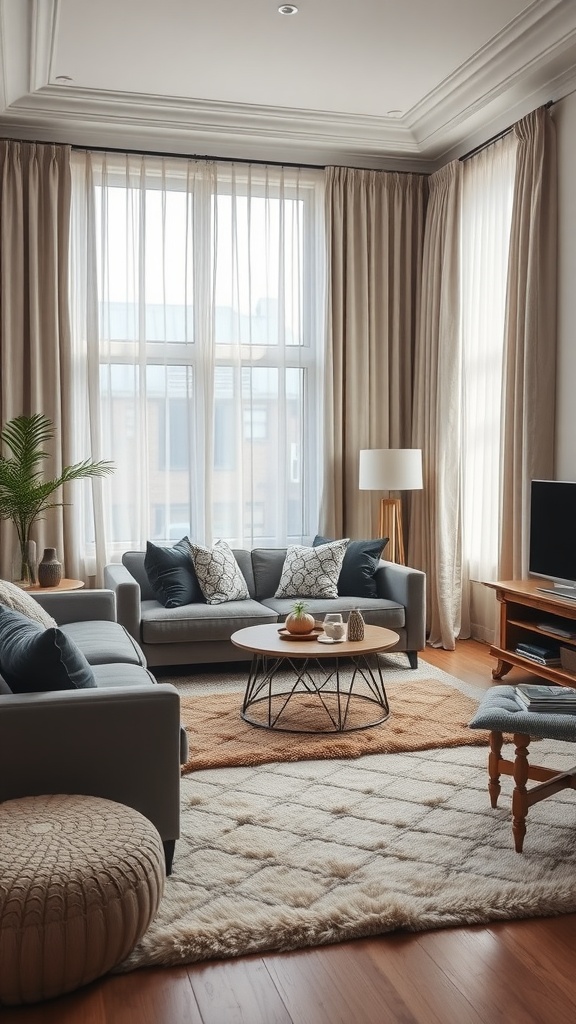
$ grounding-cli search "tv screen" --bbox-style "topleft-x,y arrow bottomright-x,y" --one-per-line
529,480 -> 576,589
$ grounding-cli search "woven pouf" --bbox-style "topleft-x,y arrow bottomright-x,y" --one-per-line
0,794 -> 165,1006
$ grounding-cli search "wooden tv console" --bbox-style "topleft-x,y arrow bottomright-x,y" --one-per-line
487,579 -> 576,685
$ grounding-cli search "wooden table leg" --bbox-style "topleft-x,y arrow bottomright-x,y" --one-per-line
488,730 -> 503,807
492,659 -> 513,680
511,733 -> 531,853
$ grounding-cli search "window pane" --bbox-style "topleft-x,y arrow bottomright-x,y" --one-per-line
213,193 -> 303,347
96,184 -> 194,344
100,363 -> 194,544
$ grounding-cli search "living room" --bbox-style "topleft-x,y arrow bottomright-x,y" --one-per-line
2,1 -> 576,1021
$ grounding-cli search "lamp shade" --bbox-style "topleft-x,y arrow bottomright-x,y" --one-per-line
359,449 -> 422,492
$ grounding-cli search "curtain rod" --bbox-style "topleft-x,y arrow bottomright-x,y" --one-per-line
459,99 -> 555,162
0,136 -> 425,175
70,142 -> 326,171
69,143 -> 424,175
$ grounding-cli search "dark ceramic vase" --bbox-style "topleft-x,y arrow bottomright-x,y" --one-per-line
38,547 -> 63,588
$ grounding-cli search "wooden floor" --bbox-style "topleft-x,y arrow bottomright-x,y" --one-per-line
5,640 -> 576,1024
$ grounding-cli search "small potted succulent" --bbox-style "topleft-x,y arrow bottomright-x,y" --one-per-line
284,600 -> 316,635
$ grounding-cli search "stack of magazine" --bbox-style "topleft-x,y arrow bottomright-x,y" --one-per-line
515,683 -> 576,713
515,641 -> 561,666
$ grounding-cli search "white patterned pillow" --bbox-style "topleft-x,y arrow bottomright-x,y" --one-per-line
0,579 -> 57,629
189,540 -> 249,605
274,540 -> 349,599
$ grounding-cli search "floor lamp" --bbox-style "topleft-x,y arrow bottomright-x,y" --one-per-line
359,449 -> 423,564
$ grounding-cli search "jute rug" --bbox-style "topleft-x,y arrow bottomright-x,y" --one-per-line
178,679 -> 490,773
119,735 -> 576,972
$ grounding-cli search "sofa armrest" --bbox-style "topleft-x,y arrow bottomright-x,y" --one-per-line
32,588 -> 116,624
104,563 -> 142,641
375,560 -> 426,653
0,684 -> 182,842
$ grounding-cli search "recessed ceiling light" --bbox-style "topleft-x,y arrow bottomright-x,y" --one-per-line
55,75 -> 73,84
278,4 -> 298,14
386,109 -> 403,118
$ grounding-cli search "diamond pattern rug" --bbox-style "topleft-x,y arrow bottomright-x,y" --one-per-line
119,733 -> 576,971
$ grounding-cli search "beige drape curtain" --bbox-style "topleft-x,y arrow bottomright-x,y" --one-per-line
499,107 -> 557,579
409,161 -> 463,649
0,141 -> 83,580
320,166 -> 427,539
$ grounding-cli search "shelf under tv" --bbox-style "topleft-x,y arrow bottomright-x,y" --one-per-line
486,579 -> 576,687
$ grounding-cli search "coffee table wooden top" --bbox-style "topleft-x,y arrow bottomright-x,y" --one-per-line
231,622 -> 399,660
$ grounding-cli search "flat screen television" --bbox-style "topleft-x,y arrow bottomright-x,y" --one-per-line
529,480 -> 576,597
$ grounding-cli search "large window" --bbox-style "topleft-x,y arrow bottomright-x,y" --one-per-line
71,155 -> 325,555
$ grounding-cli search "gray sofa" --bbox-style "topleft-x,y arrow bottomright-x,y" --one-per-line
0,589 -> 183,873
104,548 -> 426,670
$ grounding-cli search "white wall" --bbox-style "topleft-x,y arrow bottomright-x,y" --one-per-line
554,93 -> 576,481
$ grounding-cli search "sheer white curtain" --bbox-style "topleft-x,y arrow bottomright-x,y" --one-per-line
69,153 -> 325,575
460,136 -> 518,640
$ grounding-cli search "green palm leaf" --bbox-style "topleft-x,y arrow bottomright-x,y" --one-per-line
0,414 -> 115,553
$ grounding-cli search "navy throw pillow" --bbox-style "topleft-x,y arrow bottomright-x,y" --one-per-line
0,605 -> 96,693
313,535 -> 388,598
144,537 -> 204,608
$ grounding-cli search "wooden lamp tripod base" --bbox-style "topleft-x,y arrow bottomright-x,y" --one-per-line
379,497 -> 405,565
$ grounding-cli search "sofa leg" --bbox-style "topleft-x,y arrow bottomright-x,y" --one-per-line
407,651 -> 418,669
163,839 -> 176,876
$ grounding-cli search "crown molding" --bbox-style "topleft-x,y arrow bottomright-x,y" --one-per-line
30,0 -> 58,92
408,0 -> 576,144
0,0 -> 575,170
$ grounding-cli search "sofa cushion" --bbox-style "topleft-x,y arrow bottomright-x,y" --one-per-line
0,579 -> 57,629
262,595 -> 406,631
251,548 -> 287,601
189,541 -> 249,604
140,598 -> 277,645
60,621 -> 146,667
313,535 -> 388,598
144,537 -> 203,608
274,540 -> 348,599
0,606 -> 96,693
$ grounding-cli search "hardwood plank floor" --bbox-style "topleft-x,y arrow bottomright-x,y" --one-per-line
4,640 -> 576,1024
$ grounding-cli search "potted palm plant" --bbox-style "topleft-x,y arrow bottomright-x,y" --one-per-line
0,413 -> 114,585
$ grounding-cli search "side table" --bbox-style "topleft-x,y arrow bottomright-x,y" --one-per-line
18,579 -> 85,595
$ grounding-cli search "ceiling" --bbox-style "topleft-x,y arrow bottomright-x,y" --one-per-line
1,0 -> 576,170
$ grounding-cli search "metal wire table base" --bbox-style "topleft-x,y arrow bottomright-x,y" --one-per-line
241,652 -> 390,733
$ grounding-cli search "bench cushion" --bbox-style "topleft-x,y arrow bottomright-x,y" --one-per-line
469,685 -> 576,743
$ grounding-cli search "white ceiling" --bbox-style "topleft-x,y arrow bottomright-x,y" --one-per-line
1,0 -> 576,170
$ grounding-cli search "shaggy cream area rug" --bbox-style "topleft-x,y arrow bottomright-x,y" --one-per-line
119,733 -> 576,971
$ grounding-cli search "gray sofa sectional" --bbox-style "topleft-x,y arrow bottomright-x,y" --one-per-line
0,589 -> 183,873
104,547 -> 426,669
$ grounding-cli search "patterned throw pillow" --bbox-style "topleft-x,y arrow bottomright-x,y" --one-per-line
0,578 -> 57,629
189,540 -> 250,605
274,540 -> 349,599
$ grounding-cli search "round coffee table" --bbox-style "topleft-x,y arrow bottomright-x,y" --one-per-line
231,622 -> 399,733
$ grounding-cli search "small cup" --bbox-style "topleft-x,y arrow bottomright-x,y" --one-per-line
324,613 -> 343,639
